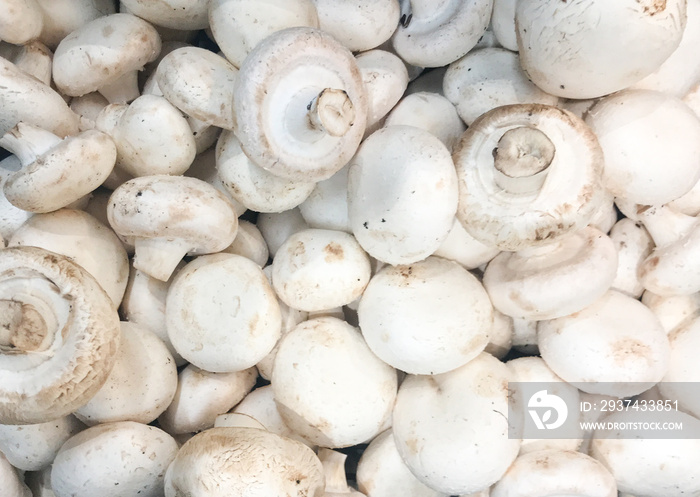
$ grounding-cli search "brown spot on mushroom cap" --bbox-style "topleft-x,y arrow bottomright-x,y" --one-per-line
611,338 -> 652,366
323,242 -> 344,262
637,0 -> 667,15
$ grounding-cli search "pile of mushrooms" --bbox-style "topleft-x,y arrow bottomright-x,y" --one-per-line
2,0 -> 700,496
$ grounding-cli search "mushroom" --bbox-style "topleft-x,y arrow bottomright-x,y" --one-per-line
0,451 -> 31,497
392,352 -> 520,495
0,56 -> 79,138
443,47 -> 559,126
233,27 -> 368,182
155,47 -> 238,130
107,175 -> 239,281
482,226 -> 618,320
0,40 -> 53,86
642,290 -> 700,334
0,155 -> 33,242
453,104 -> 605,251
484,309 -> 513,359
272,316 -> 397,448
70,92 -> 110,131
52,13 -> 161,103
490,0 -> 517,51
50,420 -> 179,497
491,449 -> 617,497
348,125 -> 458,265
313,0 -> 399,52
0,0 -> 43,45
515,0 -> 687,99
432,217 -> 500,270
257,207 -> 309,258
119,0 -> 210,30
271,228 -> 372,312
95,94 -> 196,177
319,448 -> 366,497
74,321 -> 177,425
358,256 -> 493,375
221,219 -> 270,267
0,122 -> 116,213
537,289 -> 670,397
585,89 -> 700,206
8,208 -> 130,307
0,246 -> 121,424
390,0 -> 493,68
298,164 -> 351,233
165,253 -> 281,373
157,364 -> 257,435
34,0 -> 117,50
608,217 -> 654,298
164,426 -> 325,497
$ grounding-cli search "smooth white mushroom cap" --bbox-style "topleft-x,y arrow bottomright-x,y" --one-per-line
492,449 -> 617,497
257,208 -> 309,257
359,256 -> 492,375
52,13 -> 161,101
298,164 -> 351,233
166,253 -> 281,372
642,290 -> 700,334
348,125 -> 458,265
538,290 -> 670,397
155,47 -> 238,129
272,228 -> 371,312
609,218 -> 654,298
70,92 -> 110,131
454,104 -> 605,251
120,0 -> 210,30
35,0 -> 117,50
157,365 -> 257,435
8,208 -> 129,307
0,451 -> 31,497
208,0 -> 320,68
313,0 -> 398,52
391,0 -> 493,68
490,0 -> 517,51
433,217 -> 499,269
483,226 -> 618,320
108,175 -> 239,281
0,156 -> 33,243
0,40 -> 53,86
164,426 -> 325,497
233,27 -> 368,182
444,47 -> 559,126
516,0 -> 687,99
0,0 -> 43,45
0,414 -> 84,472
51,421 -> 178,497
74,322 -> 177,425
392,352 -> 520,495
485,309 -> 513,359
272,316 -> 397,448
657,315 -> 700,418
585,89 -> 700,205
356,49 -> 409,131
0,246 -> 121,424
221,219 -> 270,267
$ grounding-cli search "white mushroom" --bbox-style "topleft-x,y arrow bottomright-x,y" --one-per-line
609,218 -> 654,298
0,123 -> 116,213
52,13 -> 161,103
313,0 -> 399,52
432,217 -> 500,270
233,27 -> 368,182
0,155 -> 33,243
74,321 -> 177,425
642,290 -> 700,334
348,125 -> 458,265
298,164 -> 351,233
164,426 -> 325,497
0,0 -> 43,44
0,246 -> 121,424
34,0 -> 117,50
50,421 -> 179,497
166,253 -> 281,372
257,208 -> 309,258
356,49 -> 409,133
358,256 -> 493,375
0,451 -> 31,497
0,40 -> 53,86
70,92 -> 110,131
319,448 -> 366,497
490,0 -> 517,51
453,104 -> 605,251
516,0 -> 687,98
107,175 -> 239,281
119,0 -> 210,30
221,219 -> 270,267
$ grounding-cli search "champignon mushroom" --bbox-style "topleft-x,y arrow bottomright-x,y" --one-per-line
313,0 -> 399,52
34,0 -> 117,50
257,207 -> 309,258
120,0 -> 210,30
0,0 -> 43,45
432,217 -> 499,269
0,246 -> 120,424
233,27 -> 368,182
298,165 -> 351,233
609,218 -> 654,298
107,175 -> 239,281
164,426 -> 325,497
0,123 -> 116,213
221,219 -> 270,267
657,314 -> 700,419
0,40 -> 53,86
642,290 -> 700,334
319,448 -> 366,497
52,13 -> 161,103
0,451 -> 31,497
453,104 -> 605,251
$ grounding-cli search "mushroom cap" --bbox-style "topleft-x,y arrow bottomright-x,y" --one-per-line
50,421 -> 178,497
120,0 -> 210,30
391,0 -> 493,68
3,125 -> 116,213
53,13 -> 161,98
483,226 -> 618,320
233,27 -> 368,182
0,0 -> 43,45
0,451 -> 31,497
298,165 -> 351,233
221,219 -> 270,267
516,0 -> 687,99
155,47 -> 238,129
0,246 -> 121,424
348,125 -> 458,265
433,217 -> 500,269
34,0 -> 117,50
356,49 -> 409,130
166,253 -> 281,373
164,426 -> 325,497
657,315 -> 700,418
453,104 -> 605,251
609,218 -> 654,298
314,0 -> 399,52
358,256 -> 493,375
392,352 -> 520,495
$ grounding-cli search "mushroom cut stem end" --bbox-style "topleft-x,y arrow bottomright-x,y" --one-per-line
0,300 -> 51,353
493,126 -> 555,194
308,89 -> 356,138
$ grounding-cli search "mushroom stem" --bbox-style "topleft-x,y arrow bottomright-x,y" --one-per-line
308,89 -> 356,138
133,237 -> 192,282
0,123 -> 63,166
638,205 -> 698,248
318,448 -> 351,493
97,70 -> 140,104
0,300 -> 50,353
492,126 -> 555,194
